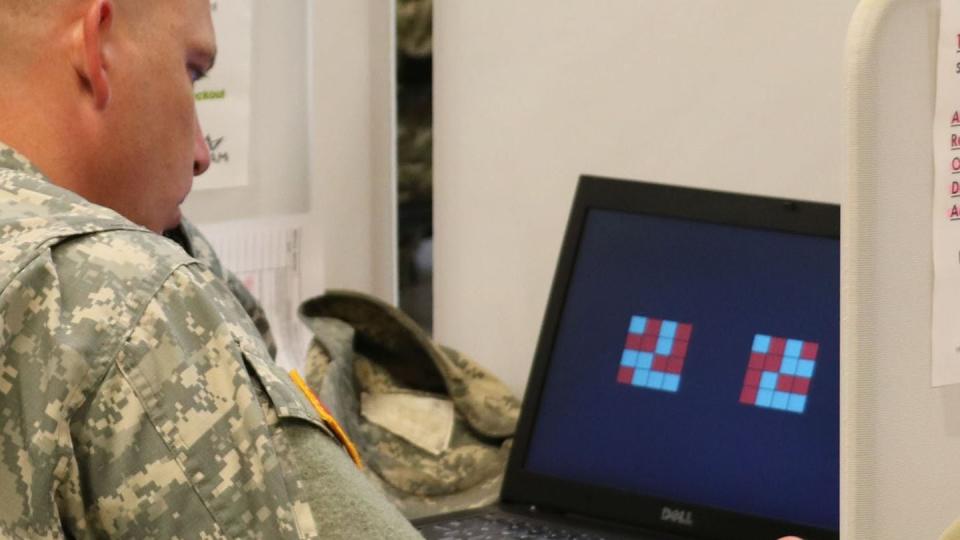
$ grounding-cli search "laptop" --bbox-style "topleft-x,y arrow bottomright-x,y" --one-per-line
413,176 -> 839,540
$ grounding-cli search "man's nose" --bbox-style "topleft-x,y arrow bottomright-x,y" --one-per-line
193,114 -> 211,176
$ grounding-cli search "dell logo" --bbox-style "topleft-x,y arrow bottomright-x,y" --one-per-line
661,507 -> 694,527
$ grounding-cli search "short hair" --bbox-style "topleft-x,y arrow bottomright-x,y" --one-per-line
0,1 -> 86,63
0,1 -> 62,32
1,0 -> 55,17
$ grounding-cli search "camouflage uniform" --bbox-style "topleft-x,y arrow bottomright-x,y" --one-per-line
164,219 -> 279,361
299,291 -> 521,520
0,143 -> 421,539
397,0 -> 432,59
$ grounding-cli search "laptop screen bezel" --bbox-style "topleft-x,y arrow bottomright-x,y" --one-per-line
501,175 -> 840,540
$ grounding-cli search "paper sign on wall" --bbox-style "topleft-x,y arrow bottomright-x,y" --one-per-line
931,1 -> 960,386
193,0 -> 252,191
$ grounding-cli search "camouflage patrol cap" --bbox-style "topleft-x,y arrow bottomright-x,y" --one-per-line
298,290 -> 520,518
300,290 -> 519,437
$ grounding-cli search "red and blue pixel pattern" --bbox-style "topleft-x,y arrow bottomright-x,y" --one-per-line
739,334 -> 818,414
616,316 -> 693,393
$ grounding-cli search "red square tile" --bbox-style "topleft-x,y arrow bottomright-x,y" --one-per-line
640,335 -> 658,352
667,357 -> 684,374
801,341 -> 819,360
653,355 -> 668,372
764,355 -> 782,372
744,368 -> 762,387
777,375 -> 795,392
769,337 -> 786,356
676,323 -> 693,341
740,386 -> 758,404
748,352 -> 765,369
617,366 -> 635,384
645,318 -> 662,337
625,333 -> 644,351
793,376 -> 811,395
673,340 -> 689,357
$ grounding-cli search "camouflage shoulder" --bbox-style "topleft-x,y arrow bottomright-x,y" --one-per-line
174,217 -> 226,278
0,145 -> 43,176
50,227 -> 198,287
4,228 -> 203,404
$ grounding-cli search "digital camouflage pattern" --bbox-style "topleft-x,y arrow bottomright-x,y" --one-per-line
0,143 -> 422,539
397,0 -> 432,59
299,291 -> 520,519
165,218 -> 279,360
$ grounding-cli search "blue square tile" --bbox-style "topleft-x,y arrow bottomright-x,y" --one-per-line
756,389 -> 774,407
796,359 -> 816,378
660,320 -> 677,339
632,369 -> 650,387
656,337 -> 674,355
753,334 -> 771,353
636,352 -> 654,370
780,356 -> 799,375
621,349 -> 639,367
647,371 -> 665,390
772,391 -> 790,410
760,371 -> 779,390
787,394 -> 807,413
629,316 -> 647,335
662,374 -> 681,392
785,339 -> 803,358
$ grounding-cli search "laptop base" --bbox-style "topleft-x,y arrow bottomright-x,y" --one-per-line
414,504 -> 677,540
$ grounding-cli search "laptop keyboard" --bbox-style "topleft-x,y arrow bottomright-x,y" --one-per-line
416,512 -> 611,539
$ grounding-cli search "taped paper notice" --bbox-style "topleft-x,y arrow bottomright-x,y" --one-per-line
193,0 -> 252,191
931,1 -> 960,386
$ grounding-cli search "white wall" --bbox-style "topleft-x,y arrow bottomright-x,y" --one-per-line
842,1 -> 960,537
182,0 -> 397,302
434,1 -> 859,396
309,0 -> 397,302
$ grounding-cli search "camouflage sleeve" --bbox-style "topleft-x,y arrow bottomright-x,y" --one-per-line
2,224 -> 417,538
67,263 -> 312,538
0,229 -> 207,539
100,263 -> 421,538
281,422 -> 426,539
0,236 -> 232,538
0,250 -> 86,539
3,247 -> 318,538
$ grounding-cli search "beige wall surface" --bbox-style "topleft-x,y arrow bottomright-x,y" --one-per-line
434,1 -> 859,396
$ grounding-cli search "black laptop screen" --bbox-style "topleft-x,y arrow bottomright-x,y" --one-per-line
523,206 -> 839,531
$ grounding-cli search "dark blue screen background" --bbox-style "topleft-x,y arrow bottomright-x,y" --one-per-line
524,208 -> 839,530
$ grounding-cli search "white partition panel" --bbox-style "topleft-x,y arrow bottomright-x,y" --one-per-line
844,0 -> 960,537
309,0 -> 397,302
435,1 -> 857,397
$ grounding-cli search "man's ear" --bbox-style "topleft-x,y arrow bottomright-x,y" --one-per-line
72,0 -> 114,110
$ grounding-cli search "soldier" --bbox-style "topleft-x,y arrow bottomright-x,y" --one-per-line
0,0 -> 421,538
